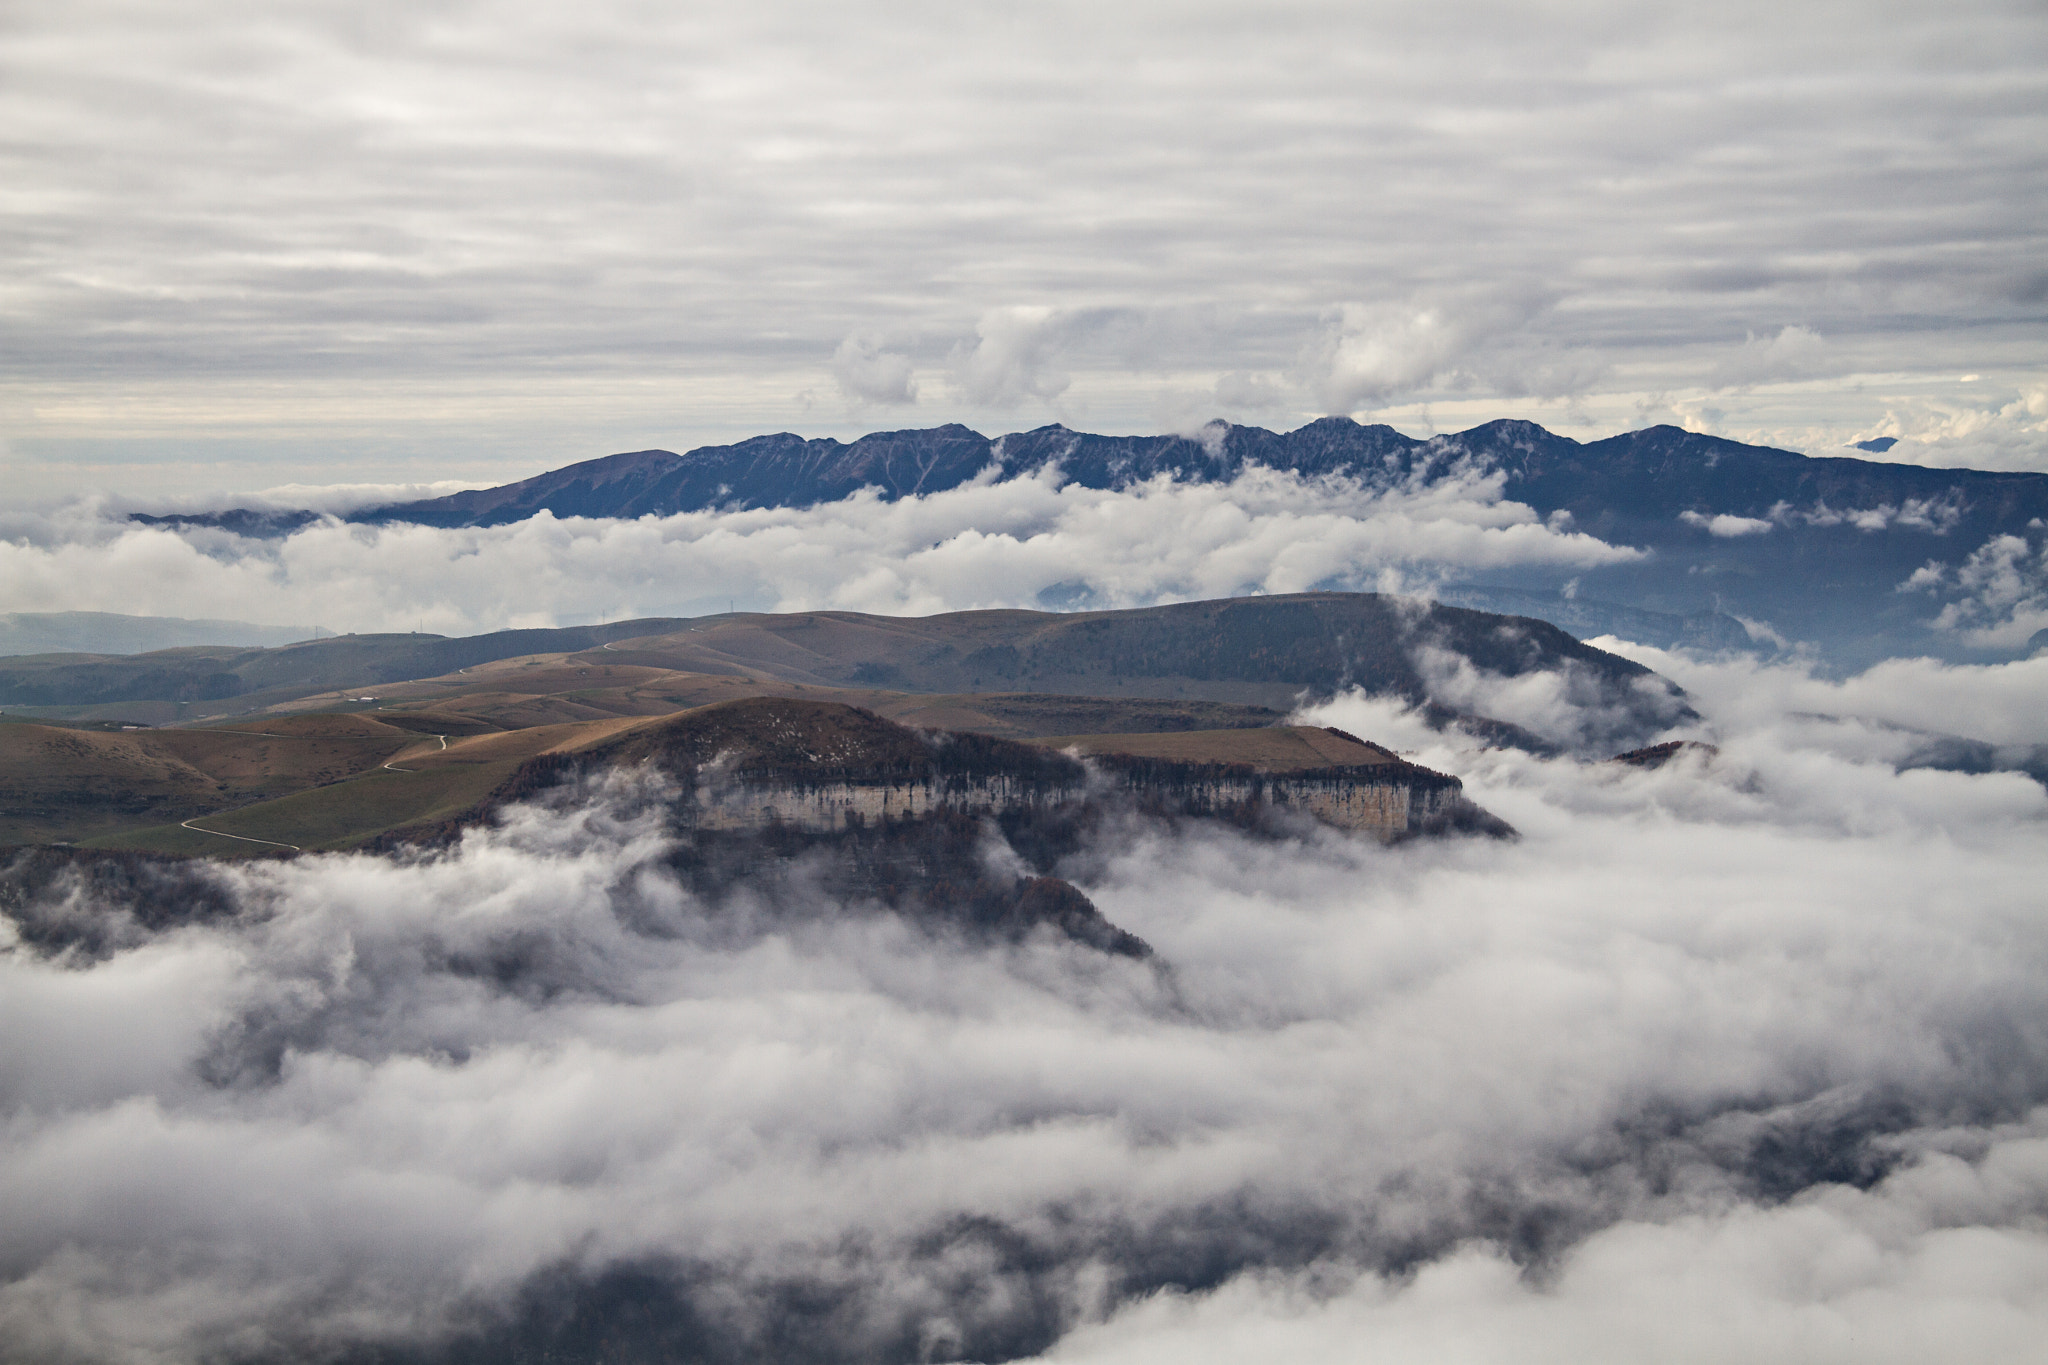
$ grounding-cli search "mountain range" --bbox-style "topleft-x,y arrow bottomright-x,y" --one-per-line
135,419 -> 2048,667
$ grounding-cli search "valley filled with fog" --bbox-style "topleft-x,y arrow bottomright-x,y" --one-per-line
3,641 -> 2044,1362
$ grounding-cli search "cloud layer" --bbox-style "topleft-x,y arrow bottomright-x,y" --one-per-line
0,466 -> 1637,633
3,1 -> 2044,492
2,649 -> 2046,1361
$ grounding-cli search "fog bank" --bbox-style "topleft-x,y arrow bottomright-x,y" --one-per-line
0,467 -> 1632,634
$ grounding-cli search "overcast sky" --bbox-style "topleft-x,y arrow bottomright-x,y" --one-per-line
3,0 -> 2045,497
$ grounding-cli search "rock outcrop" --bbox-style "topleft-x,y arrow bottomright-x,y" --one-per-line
553,697 -> 1505,841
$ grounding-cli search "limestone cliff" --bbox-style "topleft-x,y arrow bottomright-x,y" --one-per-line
559,698 -> 1504,841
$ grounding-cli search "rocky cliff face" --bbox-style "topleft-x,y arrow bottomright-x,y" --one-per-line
0,700 -> 1506,970
1092,762 -> 1476,836
688,762 -> 1480,838
689,771 -> 1083,832
597,698 -> 1500,841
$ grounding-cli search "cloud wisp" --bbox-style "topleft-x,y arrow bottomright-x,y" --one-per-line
3,651 -> 2047,1361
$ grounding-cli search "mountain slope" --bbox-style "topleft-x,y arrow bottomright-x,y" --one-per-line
353,424 -> 999,527
151,419 -> 2048,536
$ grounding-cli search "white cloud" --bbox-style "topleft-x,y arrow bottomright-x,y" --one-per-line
1303,303 -> 1473,412
4,652 -> 2048,1358
1883,531 -> 2048,648
1582,640 -> 2048,749
1772,495 -> 1966,534
0,467 -> 1641,633
1212,371 -> 1291,412
1396,640 -> 1691,753
1848,379 -> 2048,473
1300,294 -> 1550,414
1925,534 -> 2048,647
949,307 -> 1085,410
831,333 -> 919,406
1680,509 -> 1773,537
1034,1160 -> 2048,1365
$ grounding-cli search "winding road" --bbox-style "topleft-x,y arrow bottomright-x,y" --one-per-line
180,732 -> 448,849
178,819 -> 300,852
381,733 -> 448,772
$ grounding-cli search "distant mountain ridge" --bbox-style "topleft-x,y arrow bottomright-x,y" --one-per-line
131,418 -> 2048,664
140,418 -> 2048,534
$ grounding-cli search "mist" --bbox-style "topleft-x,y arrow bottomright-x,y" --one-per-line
2,645 -> 2045,1362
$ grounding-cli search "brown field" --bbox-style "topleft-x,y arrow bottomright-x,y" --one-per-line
3,596 -> 1561,853
264,655 -> 1284,744
5,662 -> 1290,851
68,710 -> 678,854
1027,726 -> 1400,771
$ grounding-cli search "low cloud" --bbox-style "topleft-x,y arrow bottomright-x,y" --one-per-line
1299,294 -> 1550,414
1405,639 -> 1692,754
1764,495 -> 1965,535
1034,1159 -> 2048,1365
949,307 -> 1088,410
1680,509 -> 1773,537
1895,531 -> 2048,648
4,651 -> 2047,1360
1582,639 -> 2048,757
0,468 -> 1642,634
832,333 -> 920,406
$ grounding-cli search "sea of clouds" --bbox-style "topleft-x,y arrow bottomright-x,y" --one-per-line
0,467 -> 1635,635
2,644 -> 2044,1363
6,459 -> 2043,656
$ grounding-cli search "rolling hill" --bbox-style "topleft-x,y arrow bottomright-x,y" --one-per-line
0,592 -> 1677,743
0,591 -> 1648,853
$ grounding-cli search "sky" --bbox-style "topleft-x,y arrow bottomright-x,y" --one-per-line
4,0 -> 2047,501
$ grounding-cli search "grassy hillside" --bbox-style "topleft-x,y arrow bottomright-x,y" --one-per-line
1,591 -> 1671,852
88,761 -> 528,855
1,686 -> 1291,853
0,593 -> 1666,729
0,619 -> 693,719
582,594 -> 1654,706
0,713 -> 421,845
